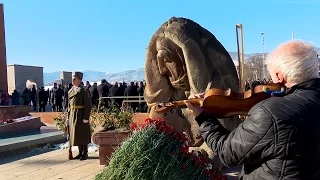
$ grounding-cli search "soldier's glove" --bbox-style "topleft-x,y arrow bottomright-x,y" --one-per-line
83,119 -> 89,123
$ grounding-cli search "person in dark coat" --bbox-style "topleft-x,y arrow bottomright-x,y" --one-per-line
54,84 -> 64,112
67,71 -> 92,161
184,40 -> 320,179
109,82 -> 122,107
11,90 -> 20,105
30,85 -> 37,111
97,79 -> 110,109
124,81 -> 138,111
63,83 -> 72,111
22,88 -> 31,105
137,81 -> 146,112
85,81 -> 91,89
89,82 -> 99,108
37,86 -> 48,112
50,83 -> 57,111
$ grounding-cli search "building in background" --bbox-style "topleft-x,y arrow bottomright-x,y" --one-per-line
60,71 -> 72,85
7,64 -> 44,94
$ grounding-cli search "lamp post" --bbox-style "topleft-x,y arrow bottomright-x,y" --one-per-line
261,32 -> 265,79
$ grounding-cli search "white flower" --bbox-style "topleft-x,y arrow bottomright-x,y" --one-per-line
206,163 -> 213,170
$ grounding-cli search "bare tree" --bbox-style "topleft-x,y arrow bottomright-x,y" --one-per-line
244,54 -> 269,80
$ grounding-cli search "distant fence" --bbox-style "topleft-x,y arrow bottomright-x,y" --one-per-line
98,96 -> 146,110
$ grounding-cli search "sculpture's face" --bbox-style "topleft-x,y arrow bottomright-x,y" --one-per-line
156,37 -> 189,90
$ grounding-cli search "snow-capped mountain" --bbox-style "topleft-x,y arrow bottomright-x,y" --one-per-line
43,51 -> 252,85
46,49 -> 320,85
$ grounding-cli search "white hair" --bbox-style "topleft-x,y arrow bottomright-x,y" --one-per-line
265,40 -> 319,84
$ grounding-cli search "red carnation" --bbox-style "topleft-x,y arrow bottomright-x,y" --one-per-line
130,123 -> 138,130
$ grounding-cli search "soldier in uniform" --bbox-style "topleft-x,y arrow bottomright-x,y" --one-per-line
67,72 -> 92,160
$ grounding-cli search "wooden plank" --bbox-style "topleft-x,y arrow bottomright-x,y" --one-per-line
0,149 -> 67,172
0,152 -> 70,179
44,158 -> 104,180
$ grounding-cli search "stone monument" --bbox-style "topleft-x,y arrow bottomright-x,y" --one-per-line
60,71 -> 72,85
144,17 -> 240,168
0,4 -> 7,92
7,64 -> 44,94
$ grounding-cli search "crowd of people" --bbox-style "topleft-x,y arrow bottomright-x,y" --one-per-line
0,78 -> 274,109
0,79 -> 146,112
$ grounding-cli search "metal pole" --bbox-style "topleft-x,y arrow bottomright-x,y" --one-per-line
236,26 -> 241,89
262,32 -> 265,78
240,24 -> 245,91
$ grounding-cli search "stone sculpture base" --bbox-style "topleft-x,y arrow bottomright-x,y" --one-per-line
0,116 -> 43,136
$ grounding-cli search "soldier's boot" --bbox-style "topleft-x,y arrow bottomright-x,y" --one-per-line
80,145 -> 88,161
74,146 -> 83,159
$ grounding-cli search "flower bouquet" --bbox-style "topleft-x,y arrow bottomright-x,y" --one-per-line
95,118 -> 227,180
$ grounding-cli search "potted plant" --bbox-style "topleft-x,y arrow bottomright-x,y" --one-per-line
91,105 -> 134,165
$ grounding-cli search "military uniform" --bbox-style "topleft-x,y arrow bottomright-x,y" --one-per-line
68,72 -> 92,160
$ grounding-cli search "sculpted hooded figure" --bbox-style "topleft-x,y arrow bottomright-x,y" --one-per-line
144,17 -> 241,167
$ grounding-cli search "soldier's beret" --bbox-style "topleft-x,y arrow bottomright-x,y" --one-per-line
72,71 -> 83,80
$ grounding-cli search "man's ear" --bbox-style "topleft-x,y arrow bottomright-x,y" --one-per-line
275,72 -> 285,83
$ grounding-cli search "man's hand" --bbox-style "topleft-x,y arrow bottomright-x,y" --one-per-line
184,93 -> 205,117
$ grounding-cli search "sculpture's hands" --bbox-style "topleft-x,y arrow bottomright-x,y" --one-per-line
184,93 -> 205,117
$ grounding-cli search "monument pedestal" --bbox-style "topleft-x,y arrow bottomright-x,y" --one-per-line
0,105 -> 30,123
0,116 -> 43,136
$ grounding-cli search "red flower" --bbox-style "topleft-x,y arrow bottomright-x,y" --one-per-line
130,123 -> 138,130
179,145 -> 189,153
145,118 -> 152,124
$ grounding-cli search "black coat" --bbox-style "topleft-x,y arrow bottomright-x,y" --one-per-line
124,85 -> 138,97
51,88 -> 64,105
63,87 -> 70,108
97,83 -> 109,97
196,78 -> 320,180
89,85 -> 99,102
37,89 -> 48,105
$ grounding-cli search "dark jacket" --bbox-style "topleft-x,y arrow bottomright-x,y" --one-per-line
196,78 -> 320,180
37,89 -> 48,105
97,83 -> 110,98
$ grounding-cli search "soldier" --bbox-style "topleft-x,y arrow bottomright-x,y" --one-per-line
67,72 -> 92,161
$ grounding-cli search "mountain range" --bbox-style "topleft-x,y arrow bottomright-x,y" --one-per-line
44,50 -> 320,85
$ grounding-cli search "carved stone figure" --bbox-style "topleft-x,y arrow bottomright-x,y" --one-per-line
144,17 -> 240,168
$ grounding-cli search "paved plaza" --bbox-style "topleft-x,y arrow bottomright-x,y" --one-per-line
0,149 -> 103,180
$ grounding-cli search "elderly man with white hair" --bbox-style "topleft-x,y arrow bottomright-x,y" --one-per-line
185,40 -> 320,179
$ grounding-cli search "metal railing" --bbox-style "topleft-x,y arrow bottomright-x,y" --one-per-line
98,96 -> 146,110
